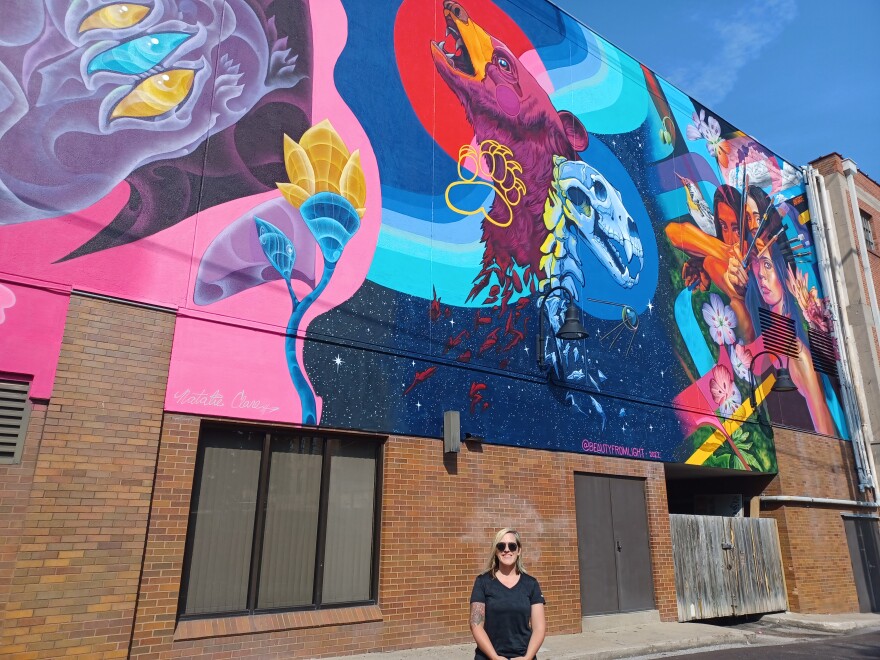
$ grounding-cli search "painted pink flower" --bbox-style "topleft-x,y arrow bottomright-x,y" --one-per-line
729,342 -> 753,381
0,284 -> 14,324
710,364 -> 742,416
702,293 -> 737,345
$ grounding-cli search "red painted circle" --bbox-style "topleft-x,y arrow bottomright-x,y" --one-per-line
394,0 -> 535,160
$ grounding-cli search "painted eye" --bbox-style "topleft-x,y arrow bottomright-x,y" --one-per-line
110,69 -> 194,119
567,186 -> 588,209
496,56 -> 511,72
88,32 -> 191,75
591,179 -> 607,202
79,4 -> 151,32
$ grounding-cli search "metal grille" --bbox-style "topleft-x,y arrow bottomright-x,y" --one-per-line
758,308 -> 800,359
808,327 -> 840,378
0,380 -> 31,464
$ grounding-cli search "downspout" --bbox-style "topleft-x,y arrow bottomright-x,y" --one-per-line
841,159 -> 880,358
818,171 -> 880,490
813,168 -> 878,493
803,166 -> 875,493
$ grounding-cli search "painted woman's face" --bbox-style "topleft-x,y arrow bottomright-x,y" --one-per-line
716,202 -> 740,246
745,196 -> 761,233
751,253 -> 783,310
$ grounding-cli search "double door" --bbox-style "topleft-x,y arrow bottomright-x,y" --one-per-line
574,473 -> 655,615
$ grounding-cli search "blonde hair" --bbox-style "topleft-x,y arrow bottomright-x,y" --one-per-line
484,528 -> 527,577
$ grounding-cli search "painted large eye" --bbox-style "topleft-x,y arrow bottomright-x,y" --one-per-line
494,54 -> 511,72
567,186 -> 588,208
110,69 -> 194,119
79,4 -> 151,32
88,32 -> 191,75
591,179 -> 607,202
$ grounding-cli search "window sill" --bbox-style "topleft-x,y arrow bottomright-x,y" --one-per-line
173,605 -> 383,641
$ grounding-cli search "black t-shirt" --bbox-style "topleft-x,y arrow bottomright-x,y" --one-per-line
470,572 -> 545,660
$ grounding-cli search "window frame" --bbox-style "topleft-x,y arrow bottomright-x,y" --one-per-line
861,210 -> 875,252
178,424 -> 384,620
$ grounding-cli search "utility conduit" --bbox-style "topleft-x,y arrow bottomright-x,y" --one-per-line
803,167 -> 875,492
760,495 -> 879,508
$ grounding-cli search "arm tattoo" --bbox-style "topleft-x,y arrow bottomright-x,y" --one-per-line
470,602 -> 486,627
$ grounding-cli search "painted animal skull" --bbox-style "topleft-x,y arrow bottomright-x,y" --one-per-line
542,156 -> 643,290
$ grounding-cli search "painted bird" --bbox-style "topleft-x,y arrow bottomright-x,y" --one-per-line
677,174 -> 716,237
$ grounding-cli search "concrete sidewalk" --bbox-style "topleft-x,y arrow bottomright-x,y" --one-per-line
320,612 -> 880,660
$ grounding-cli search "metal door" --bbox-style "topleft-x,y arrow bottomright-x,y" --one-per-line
611,477 -> 655,611
844,516 -> 880,613
574,474 -> 655,615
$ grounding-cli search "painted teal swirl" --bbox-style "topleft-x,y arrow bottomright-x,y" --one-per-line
87,32 -> 191,75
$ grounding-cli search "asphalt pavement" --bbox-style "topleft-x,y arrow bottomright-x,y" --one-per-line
647,628 -> 880,659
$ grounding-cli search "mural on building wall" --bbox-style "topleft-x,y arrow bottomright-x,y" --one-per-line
0,0 -> 849,472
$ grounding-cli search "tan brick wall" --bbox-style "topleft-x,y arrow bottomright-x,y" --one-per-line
0,403 -> 46,614
762,427 -> 865,614
129,417 -> 676,659
0,294 -> 174,659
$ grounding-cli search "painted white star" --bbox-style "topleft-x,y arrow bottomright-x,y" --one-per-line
660,370 -> 665,378
524,346 -> 529,354
416,401 -> 422,410
412,360 -> 416,366
649,424 -> 654,432
449,318 -> 455,327
646,301 -> 654,313
333,355 -> 343,372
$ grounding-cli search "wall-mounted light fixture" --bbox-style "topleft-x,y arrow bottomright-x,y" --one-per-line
443,410 -> 460,453
748,349 -> 797,410
536,285 -> 640,376
536,285 -> 588,374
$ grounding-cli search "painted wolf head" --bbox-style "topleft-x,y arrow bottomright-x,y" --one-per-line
431,1 -> 589,298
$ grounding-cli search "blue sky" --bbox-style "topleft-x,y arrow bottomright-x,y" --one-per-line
549,0 -> 880,179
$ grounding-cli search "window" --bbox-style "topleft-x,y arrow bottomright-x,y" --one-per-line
179,426 -> 382,617
0,379 -> 31,464
861,211 -> 875,251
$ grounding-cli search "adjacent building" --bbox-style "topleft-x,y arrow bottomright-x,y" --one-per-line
1,1 -> 877,657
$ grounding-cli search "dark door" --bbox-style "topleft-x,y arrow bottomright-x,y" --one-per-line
574,474 -> 655,615
844,516 -> 880,613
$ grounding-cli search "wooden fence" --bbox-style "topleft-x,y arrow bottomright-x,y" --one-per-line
670,514 -> 788,621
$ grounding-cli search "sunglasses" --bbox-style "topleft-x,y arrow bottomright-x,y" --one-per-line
496,542 -> 519,553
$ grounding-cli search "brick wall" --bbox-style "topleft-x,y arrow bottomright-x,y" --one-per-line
0,294 -> 175,659
0,403 -> 46,614
762,427 -> 866,614
129,417 -> 676,659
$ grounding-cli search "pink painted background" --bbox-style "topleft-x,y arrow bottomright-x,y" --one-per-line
0,277 -> 70,400
0,0 -> 379,426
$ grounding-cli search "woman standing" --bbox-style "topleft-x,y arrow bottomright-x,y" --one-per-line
470,529 -> 546,660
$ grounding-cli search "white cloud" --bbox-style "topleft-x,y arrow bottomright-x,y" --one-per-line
668,0 -> 798,107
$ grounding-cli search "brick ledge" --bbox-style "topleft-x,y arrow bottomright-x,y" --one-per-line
173,605 -> 383,641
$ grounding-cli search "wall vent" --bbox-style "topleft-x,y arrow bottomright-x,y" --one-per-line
758,308 -> 800,359
808,328 -> 840,378
0,380 -> 31,464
